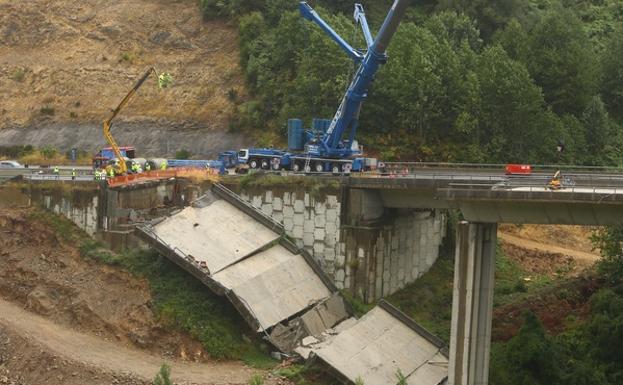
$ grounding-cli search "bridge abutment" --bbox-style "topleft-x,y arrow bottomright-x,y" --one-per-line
238,185 -> 446,302
449,221 -> 497,385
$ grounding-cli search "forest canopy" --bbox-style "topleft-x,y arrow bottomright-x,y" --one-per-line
203,0 -> 623,165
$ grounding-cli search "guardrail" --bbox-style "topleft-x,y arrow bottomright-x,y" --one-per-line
447,181 -> 623,195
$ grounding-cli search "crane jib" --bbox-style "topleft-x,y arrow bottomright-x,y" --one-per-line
300,0 -> 409,157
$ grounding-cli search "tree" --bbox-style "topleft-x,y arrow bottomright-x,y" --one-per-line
591,226 -> 623,285
475,45 -> 554,163
581,95 -> 619,166
601,26 -> 623,121
526,8 -> 598,116
436,0 -> 526,39
490,312 -> 561,385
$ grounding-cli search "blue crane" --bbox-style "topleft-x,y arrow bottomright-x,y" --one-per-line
237,0 -> 410,173
299,0 -> 410,161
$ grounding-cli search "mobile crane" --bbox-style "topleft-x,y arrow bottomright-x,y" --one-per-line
240,0 -> 410,173
102,67 -> 171,175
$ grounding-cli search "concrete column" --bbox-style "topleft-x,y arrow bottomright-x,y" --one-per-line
448,221 -> 497,385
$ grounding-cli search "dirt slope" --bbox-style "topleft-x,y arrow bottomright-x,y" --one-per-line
0,206 -> 291,384
498,224 -> 599,276
0,0 -> 251,156
0,299 -> 258,385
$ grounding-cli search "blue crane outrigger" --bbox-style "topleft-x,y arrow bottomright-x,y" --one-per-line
239,0 -> 410,173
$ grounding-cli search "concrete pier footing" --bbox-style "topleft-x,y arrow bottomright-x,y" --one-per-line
448,221 -> 497,385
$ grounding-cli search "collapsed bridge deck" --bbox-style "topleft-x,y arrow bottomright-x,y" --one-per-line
136,184 -> 448,385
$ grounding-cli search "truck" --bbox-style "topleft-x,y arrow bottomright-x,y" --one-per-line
240,0 -> 409,174
92,146 -> 136,170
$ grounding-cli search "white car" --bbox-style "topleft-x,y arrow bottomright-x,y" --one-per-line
0,160 -> 23,168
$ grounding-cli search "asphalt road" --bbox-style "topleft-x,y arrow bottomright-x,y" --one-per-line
3,164 -> 623,189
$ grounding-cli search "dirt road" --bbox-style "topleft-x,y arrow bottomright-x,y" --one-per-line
0,298 -> 260,385
498,232 -> 600,265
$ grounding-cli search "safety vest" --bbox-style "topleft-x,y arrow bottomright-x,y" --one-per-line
160,161 -> 167,170
108,168 -> 115,177
145,163 -> 151,171
53,167 -> 59,174
71,169 -> 76,176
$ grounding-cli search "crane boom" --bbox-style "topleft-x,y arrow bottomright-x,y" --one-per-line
103,67 -> 161,175
299,0 -> 410,158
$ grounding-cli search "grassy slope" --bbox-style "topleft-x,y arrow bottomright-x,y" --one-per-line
387,243 -> 563,344
31,208 -> 274,366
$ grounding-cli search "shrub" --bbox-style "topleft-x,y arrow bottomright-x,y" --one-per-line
175,149 -> 192,159
248,374 -> 264,385
153,363 -> 172,385
40,105 -> 55,115
11,68 -> 25,82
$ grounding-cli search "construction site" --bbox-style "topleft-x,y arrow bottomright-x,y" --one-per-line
2,0 -> 622,385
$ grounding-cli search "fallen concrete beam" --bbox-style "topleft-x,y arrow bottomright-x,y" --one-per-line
296,301 -> 448,385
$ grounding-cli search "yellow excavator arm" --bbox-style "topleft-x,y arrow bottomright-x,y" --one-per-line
103,67 -> 171,175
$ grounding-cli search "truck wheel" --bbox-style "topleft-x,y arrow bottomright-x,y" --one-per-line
331,164 -> 340,175
314,162 -> 324,173
304,164 -> 312,174
260,159 -> 270,170
249,159 -> 259,169
292,162 -> 301,172
272,158 -> 281,170
341,163 -> 352,173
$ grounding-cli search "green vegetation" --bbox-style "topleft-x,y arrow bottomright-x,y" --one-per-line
152,363 -> 172,385
39,105 -> 55,116
10,68 -> 25,82
199,0 -> 623,166
101,247 -> 272,361
235,172 -> 340,191
248,374 -> 264,385
0,145 -> 34,159
28,210 -> 273,362
388,240 -> 566,343
175,149 -> 192,159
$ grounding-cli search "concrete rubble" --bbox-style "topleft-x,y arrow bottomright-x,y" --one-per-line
136,184 -> 448,385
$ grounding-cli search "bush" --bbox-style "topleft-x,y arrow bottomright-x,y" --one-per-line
248,374 -> 264,385
40,145 -> 58,159
153,363 -> 172,385
592,226 -> 623,284
40,105 -> 55,115
175,149 -> 192,159
11,68 -> 25,82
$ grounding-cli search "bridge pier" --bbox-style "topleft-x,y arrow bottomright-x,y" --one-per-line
448,221 -> 497,385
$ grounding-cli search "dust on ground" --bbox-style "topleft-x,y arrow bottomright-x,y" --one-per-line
0,0 -> 249,154
498,224 -> 600,276
0,205 -> 291,385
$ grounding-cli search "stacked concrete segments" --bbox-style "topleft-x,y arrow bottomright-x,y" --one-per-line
136,190 -> 337,336
137,184 -> 448,385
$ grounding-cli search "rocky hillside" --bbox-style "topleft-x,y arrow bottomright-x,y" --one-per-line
0,0 -> 251,156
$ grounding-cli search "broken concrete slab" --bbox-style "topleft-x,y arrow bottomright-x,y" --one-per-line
149,198 -> 279,274
213,245 -> 332,331
296,301 -> 448,385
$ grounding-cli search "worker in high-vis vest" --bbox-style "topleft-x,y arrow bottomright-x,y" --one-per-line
145,162 -> 151,172
53,166 -> 60,179
160,160 -> 167,170
71,168 -> 76,180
